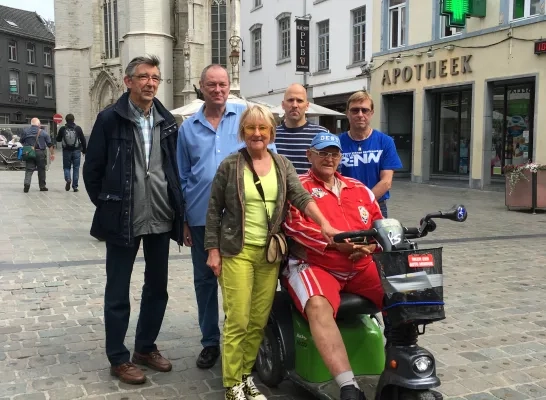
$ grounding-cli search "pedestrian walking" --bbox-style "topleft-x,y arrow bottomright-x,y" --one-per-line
56,114 -> 86,192
20,118 -> 55,192
339,91 -> 402,217
275,83 -> 329,175
83,55 -> 184,385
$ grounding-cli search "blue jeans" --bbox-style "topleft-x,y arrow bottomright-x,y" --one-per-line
190,226 -> 220,348
62,150 -> 81,189
379,201 -> 388,218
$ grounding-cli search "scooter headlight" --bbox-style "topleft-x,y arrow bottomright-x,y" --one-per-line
413,356 -> 433,373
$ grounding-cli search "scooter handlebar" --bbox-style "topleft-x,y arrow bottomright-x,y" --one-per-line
333,226 -> 422,243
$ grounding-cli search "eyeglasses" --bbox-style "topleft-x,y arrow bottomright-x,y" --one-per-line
310,149 -> 342,159
243,125 -> 269,134
349,107 -> 372,115
133,74 -> 163,83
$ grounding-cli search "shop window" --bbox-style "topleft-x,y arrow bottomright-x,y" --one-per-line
510,0 -> 541,20
388,0 -> 406,49
9,70 -> 19,94
433,90 -> 472,175
0,114 -> 9,124
491,83 -> 534,177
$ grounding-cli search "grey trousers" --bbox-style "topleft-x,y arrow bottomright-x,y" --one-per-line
24,149 -> 47,188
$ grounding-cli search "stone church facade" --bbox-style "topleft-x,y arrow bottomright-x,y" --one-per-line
54,0 -> 241,133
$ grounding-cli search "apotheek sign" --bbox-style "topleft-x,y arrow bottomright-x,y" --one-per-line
381,55 -> 473,85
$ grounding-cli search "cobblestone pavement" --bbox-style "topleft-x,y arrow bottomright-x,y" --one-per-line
0,168 -> 545,400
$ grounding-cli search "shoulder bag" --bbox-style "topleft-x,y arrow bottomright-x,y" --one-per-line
22,129 -> 42,162
240,148 -> 288,263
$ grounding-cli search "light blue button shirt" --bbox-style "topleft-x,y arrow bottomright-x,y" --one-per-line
177,103 -> 277,227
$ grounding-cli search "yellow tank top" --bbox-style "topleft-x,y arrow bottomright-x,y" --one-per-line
244,165 -> 278,246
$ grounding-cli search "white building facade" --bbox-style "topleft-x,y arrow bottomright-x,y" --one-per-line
54,0 -> 241,134
240,0 -> 374,132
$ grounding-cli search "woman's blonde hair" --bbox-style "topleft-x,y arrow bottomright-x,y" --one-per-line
238,104 -> 277,142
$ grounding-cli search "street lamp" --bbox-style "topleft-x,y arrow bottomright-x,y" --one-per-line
229,36 -> 245,66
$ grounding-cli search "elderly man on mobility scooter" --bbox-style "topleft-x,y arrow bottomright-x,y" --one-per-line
282,132 -> 385,400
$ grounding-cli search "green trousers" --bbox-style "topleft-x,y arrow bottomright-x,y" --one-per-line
219,244 -> 280,387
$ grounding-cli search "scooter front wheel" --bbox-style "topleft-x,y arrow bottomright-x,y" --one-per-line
399,389 -> 442,400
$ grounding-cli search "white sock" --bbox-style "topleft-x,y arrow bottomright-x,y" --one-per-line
335,370 -> 360,389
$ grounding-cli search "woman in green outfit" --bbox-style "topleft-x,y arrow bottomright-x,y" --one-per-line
205,104 -> 338,400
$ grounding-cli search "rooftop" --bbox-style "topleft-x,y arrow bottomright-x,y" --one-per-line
0,5 -> 55,43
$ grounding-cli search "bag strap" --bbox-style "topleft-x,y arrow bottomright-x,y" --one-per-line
34,129 -> 42,149
240,148 -> 272,232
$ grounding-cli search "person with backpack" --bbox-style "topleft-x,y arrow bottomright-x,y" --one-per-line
56,114 -> 87,192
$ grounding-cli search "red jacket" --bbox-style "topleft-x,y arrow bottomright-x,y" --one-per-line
283,171 -> 383,273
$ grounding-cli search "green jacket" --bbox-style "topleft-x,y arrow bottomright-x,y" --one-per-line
205,150 -> 313,256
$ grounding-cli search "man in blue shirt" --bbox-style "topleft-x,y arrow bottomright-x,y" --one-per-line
20,118 -> 55,192
339,91 -> 402,218
178,64 -> 277,370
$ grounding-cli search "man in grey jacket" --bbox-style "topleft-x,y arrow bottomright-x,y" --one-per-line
20,118 -> 55,192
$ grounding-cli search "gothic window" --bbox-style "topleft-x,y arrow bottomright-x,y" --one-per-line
211,0 -> 227,67
103,0 -> 119,59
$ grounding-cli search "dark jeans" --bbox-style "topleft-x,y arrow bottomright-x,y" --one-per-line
190,226 -> 220,347
104,232 -> 170,366
379,201 -> 388,218
24,149 -> 47,188
62,150 -> 82,189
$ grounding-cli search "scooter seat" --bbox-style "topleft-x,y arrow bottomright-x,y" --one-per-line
337,293 -> 380,319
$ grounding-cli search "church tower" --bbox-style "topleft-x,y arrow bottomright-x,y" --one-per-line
54,0 -> 95,132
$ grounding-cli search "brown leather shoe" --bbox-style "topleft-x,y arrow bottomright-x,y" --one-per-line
132,350 -> 172,372
110,362 -> 146,384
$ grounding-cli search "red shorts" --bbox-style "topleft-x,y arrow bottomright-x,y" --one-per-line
282,260 -> 384,318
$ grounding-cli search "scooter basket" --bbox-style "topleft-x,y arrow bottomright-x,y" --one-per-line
372,247 -> 445,325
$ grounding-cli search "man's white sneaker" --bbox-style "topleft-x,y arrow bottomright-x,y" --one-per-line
225,382 -> 246,400
242,374 -> 267,400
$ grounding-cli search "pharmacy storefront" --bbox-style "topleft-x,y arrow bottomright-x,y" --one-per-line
370,26 -> 546,189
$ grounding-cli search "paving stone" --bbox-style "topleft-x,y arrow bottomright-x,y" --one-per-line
140,386 -> 178,399
47,386 -> 85,400
13,393 -> 47,400
31,376 -> 65,391
490,387 -> 531,400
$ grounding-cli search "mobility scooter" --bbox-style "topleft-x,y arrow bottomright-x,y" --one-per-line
255,205 -> 468,400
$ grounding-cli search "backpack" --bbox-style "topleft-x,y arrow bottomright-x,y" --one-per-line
63,126 -> 80,149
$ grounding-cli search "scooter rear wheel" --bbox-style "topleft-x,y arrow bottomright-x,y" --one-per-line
255,324 -> 284,387
399,389 -> 442,400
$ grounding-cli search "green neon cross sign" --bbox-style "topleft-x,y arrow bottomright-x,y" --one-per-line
441,0 -> 473,28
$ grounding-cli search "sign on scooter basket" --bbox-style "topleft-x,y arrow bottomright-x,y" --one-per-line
372,247 -> 445,326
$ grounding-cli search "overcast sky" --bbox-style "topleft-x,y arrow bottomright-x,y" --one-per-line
1,0 -> 55,20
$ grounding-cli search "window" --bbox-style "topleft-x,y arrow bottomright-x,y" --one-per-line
211,0 -> 227,66
103,0 -> 119,58
9,70 -> 19,94
278,17 -> 291,60
389,0 -> 406,49
254,0 -> 262,7
44,47 -> 52,67
5,20 -> 18,28
317,20 -> 329,71
8,40 -> 17,61
27,74 -> 37,96
352,7 -> 366,63
510,0 -> 541,20
44,76 -> 53,98
440,15 -> 463,38
0,114 -> 9,124
27,43 -> 35,64
251,27 -> 262,68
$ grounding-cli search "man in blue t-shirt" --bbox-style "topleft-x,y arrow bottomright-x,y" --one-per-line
276,83 -> 329,174
339,91 -> 402,218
